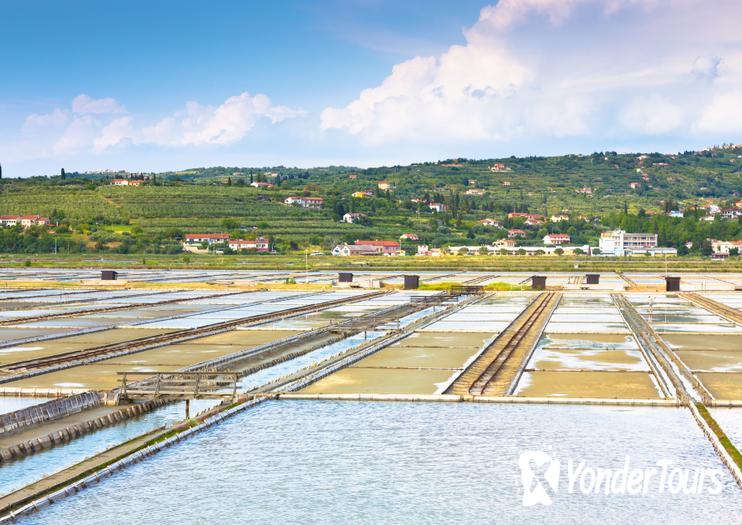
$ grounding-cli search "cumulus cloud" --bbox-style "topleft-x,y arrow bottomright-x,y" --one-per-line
143,92 -> 304,147
23,108 -> 69,132
20,92 -> 302,156
71,94 -> 126,115
322,0 -> 742,145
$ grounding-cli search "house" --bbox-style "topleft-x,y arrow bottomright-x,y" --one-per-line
479,218 -> 502,228
352,191 -> 374,198
0,214 -> 50,228
576,187 -> 593,195
342,212 -> 367,224
493,238 -> 517,248
599,230 -> 658,256
465,188 -> 485,196
332,244 -> 380,256
333,240 -> 403,256
377,181 -> 393,191
525,217 -> 545,226
629,182 -> 640,189
543,233 -> 571,246
250,181 -> 274,189
284,196 -> 324,209
489,163 -> 511,172
706,203 -> 721,215
353,239 -> 402,255
183,233 -> 230,245
710,239 -> 742,255
501,181 -> 511,187
228,237 -> 270,252
668,210 -> 684,218
416,245 -> 443,257
721,208 -> 742,219
508,229 -> 527,238
550,214 -> 570,223
400,233 -> 419,241
112,179 -> 144,186
429,203 -> 447,213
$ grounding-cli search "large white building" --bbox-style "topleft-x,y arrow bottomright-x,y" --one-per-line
599,230 -> 658,256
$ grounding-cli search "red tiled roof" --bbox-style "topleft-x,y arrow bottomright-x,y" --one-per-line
185,233 -> 229,239
354,240 -> 400,247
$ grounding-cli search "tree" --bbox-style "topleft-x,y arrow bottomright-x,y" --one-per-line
554,247 -> 564,255
60,168 -> 66,180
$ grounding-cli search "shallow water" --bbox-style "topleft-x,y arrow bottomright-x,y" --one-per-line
0,396 -> 49,415
17,401 -> 742,525
0,400 -> 218,497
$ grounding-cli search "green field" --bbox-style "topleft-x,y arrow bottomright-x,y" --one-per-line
0,147 -> 739,256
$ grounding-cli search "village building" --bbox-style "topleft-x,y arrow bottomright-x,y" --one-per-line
0,214 -> 50,228
508,229 -> 527,238
550,214 -> 570,223
377,181 -> 393,191
284,196 -> 324,209
599,230 -> 660,256
543,233 -> 571,246
342,212 -> 367,224
479,218 -> 502,228
465,188 -> 485,196
352,191 -> 374,198
112,179 -> 145,186
400,233 -> 419,241
428,203 -> 447,213
332,240 -> 403,256
250,181 -> 274,188
710,239 -> 742,256
228,237 -> 270,252
183,233 -> 230,245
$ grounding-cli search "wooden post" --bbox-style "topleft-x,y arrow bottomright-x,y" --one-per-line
185,399 -> 190,419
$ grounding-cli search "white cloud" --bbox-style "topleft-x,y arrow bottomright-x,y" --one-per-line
53,115 -> 100,154
23,108 -> 69,133
140,92 -> 304,147
72,94 -> 126,115
477,0 -> 585,31
321,0 -> 742,145
19,91 -> 302,157
695,92 -> 742,134
94,117 -> 133,151
620,96 -> 684,134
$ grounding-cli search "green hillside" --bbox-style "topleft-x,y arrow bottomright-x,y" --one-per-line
0,146 -> 740,255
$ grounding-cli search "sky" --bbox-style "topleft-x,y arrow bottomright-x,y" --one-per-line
1,0 -> 741,177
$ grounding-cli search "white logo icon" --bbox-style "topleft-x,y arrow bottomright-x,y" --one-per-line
519,451 -> 560,506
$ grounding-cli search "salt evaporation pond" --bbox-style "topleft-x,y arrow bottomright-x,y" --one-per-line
0,399 -> 219,497
0,397 -> 48,416
18,402 -> 742,524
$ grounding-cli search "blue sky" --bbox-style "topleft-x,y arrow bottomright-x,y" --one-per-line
1,0 -> 741,177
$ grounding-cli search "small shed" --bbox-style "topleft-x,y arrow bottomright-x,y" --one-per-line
531,275 -> 547,291
101,270 -> 118,281
338,272 -> 353,283
585,274 -> 600,285
665,276 -> 680,292
404,275 -> 420,290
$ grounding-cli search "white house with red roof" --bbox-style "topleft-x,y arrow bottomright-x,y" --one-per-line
284,196 -> 324,209
543,233 -> 571,245
228,237 -> 270,252
184,233 -> 229,245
